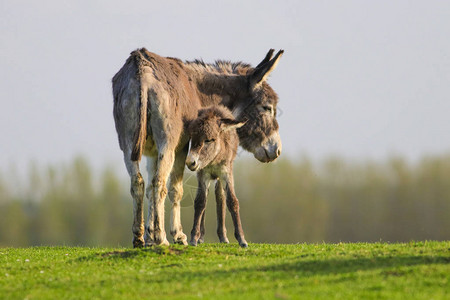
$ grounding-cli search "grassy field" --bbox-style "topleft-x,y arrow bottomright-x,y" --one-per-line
1,241 -> 449,299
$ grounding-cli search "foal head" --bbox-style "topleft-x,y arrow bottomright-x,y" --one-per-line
186,106 -> 244,172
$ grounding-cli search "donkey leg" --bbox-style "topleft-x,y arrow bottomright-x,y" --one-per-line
124,156 -> 145,248
144,157 -> 156,246
197,213 -> 206,244
151,148 -> 175,246
223,175 -> 248,248
215,180 -> 229,243
190,172 -> 210,246
168,147 -> 188,245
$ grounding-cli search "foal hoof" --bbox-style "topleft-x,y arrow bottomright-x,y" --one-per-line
219,237 -> 230,244
189,239 -> 198,247
239,241 -> 248,248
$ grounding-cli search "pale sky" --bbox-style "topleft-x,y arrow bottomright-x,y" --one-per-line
1,0 -> 450,173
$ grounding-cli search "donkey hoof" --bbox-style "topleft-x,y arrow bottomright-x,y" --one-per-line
144,240 -> 155,247
189,239 -> 198,247
154,237 -> 170,246
154,231 -> 170,246
173,233 -> 188,245
174,238 -> 188,246
144,230 -> 154,245
133,237 -> 145,248
160,238 -> 170,246
175,239 -> 188,246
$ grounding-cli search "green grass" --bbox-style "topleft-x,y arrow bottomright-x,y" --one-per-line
1,242 -> 449,299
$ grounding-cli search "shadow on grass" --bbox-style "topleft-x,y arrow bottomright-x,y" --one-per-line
146,254 -> 450,284
76,245 -> 187,261
251,255 -> 450,275
75,245 -> 450,280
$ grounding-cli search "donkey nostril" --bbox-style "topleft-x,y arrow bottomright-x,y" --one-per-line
276,148 -> 281,157
189,161 -> 197,168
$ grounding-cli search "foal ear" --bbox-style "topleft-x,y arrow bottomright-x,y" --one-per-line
184,119 -> 194,134
219,118 -> 246,132
250,49 -> 284,89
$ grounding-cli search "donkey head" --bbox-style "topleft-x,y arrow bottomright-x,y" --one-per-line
234,49 -> 284,163
186,106 -> 245,172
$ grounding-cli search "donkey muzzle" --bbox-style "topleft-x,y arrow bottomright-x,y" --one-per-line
254,132 -> 282,163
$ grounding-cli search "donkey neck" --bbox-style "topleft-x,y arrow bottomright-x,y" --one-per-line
196,72 -> 247,107
185,61 -> 250,110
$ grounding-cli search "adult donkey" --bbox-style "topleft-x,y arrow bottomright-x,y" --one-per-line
112,48 -> 283,247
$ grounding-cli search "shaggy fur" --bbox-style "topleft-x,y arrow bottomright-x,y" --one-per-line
112,48 -> 283,247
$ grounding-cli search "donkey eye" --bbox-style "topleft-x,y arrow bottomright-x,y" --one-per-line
205,139 -> 215,144
262,105 -> 272,112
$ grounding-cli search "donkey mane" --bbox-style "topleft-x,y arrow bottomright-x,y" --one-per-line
186,59 -> 252,76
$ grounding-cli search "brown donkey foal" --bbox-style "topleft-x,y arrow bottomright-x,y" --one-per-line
186,105 -> 248,247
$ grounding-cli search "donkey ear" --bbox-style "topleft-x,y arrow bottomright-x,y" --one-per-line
219,118 -> 246,132
250,49 -> 284,88
255,49 -> 275,69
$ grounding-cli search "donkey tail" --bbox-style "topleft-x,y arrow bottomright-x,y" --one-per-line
131,77 -> 148,161
113,48 -> 150,162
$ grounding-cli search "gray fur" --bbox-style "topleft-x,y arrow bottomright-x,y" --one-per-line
112,48 -> 283,247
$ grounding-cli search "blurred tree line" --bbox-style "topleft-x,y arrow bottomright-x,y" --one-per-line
1,154 -> 449,247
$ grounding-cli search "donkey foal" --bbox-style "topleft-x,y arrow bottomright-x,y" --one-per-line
186,106 -> 248,247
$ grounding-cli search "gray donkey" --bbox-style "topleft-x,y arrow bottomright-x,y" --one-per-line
186,106 -> 247,247
112,48 -> 283,247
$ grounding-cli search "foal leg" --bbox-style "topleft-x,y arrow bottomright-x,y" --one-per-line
215,180 -> 229,243
168,147 -> 188,245
198,213 -> 206,244
223,174 -> 248,248
124,156 -> 145,248
190,172 -> 210,246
